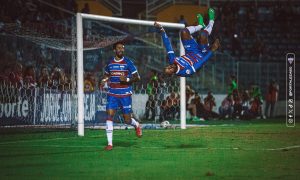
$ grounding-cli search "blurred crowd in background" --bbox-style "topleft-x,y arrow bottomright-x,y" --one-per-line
0,1 -> 295,120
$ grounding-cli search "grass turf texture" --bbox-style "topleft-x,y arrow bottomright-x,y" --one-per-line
0,118 -> 299,179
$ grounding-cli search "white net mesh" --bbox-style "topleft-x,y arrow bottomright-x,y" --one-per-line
81,17 -> 182,127
0,13 -> 237,128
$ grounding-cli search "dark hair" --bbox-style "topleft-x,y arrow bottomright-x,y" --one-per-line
113,42 -> 125,50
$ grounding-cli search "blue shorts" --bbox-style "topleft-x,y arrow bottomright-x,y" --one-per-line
182,38 -> 209,54
182,39 -> 199,53
106,95 -> 132,114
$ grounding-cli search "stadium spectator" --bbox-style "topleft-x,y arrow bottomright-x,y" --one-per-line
81,3 -> 90,14
241,90 -> 251,118
193,93 -> 206,121
146,70 -> 159,97
9,62 -> 23,87
23,65 -> 36,88
243,97 -> 262,120
165,92 -> 180,120
250,85 -> 264,119
144,94 -> 156,120
100,42 -> 142,151
16,48 -> 24,62
186,85 -> 193,102
204,91 -> 219,119
186,87 -> 200,121
226,75 -> 238,109
228,75 -> 238,97
84,72 -> 95,92
265,80 -> 279,118
159,99 -> 168,122
66,0 -> 78,13
232,91 -> 242,119
251,85 -> 263,105
49,66 -> 67,90
219,95 -> 233,119
38,66 -> 50,88
178,15 -> 188,27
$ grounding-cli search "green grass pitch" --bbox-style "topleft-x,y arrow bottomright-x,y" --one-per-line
0,119 -> 299,179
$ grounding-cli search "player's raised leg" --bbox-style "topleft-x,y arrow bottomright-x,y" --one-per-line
131,113 -> 142,137
180,19 -> 204,53
123,114 -> 142,138
180,19 -> 204,41
196,13 -> 206,28
203,8 -> 215,35
197,9 -> 215,52
121,96 -> 142,138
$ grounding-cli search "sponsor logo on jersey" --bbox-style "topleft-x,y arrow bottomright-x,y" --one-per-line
111,71 -> 125,76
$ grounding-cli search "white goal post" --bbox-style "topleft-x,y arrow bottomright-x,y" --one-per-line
76,13 -> 186,136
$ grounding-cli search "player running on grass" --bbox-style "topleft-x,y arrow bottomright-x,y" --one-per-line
100,41 -> 142,151
154,8 -> 219,76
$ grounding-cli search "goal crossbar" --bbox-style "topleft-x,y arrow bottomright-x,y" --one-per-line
76,13 -> 186,136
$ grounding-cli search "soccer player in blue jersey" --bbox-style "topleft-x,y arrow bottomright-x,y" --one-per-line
154,8 -> 219,76
100,42 -> 142,151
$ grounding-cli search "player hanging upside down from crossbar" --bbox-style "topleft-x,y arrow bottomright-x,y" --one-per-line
154,8 -> 220,76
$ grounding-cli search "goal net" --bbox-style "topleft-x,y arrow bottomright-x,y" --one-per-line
0,11 -> 235,135
0,16 -> 77,127
76,13 -> 186,135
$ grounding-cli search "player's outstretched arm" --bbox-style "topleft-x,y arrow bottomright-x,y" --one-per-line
154,21 -> 176,64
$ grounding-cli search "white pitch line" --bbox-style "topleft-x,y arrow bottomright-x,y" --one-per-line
0,143 -> 300,151
139,146 -> 300,151
264,145 -> 300,151
0,134 -> 119,145
0,137 -> 78,145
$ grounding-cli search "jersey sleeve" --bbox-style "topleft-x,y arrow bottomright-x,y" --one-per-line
104,62 -> 110,75
127,59 -> 138,75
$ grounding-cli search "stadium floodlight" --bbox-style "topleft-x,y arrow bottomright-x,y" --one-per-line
76,13 -> 186,136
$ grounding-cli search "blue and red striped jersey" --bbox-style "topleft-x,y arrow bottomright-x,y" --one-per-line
104,57 -> 138,97
173,51 -> 213,77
